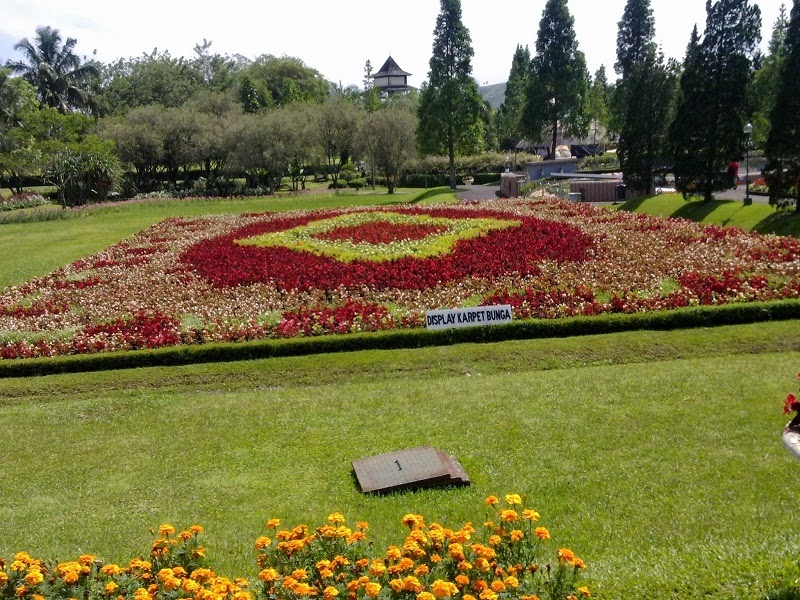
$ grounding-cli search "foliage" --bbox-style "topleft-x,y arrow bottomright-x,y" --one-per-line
584,66 -> 612,147
358,104 -> 418,193
313,98 -> 360,185
417,0 -> 486,189
43,140 -> 121,207
765,0 -> 800,210
0,192 -> 48,211
751,5 -> 790,147
5,25 -> 100,114
237,55 -> 329,113
670,0 -> 762,202
615,0 -> 677,193
522,0 -> 589,158
496,45 -> 531,149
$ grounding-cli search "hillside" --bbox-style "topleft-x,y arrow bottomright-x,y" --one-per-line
479,81 -> 506,110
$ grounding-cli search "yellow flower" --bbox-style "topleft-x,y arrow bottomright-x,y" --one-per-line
369,560 -> 387,577
521,510 -> 539,521
327,513 -> 346,525
294,583 -> 317,596
478,589 -> 498,600
258,568 -> 280,583
0,573 -> 8,585
101,564 -> 122,577
254,536 -> 271,550
488,535 -> 501,547
414,565 -> 429,577
484,496 -> 499,506
509,530 -> 524,543
463,595 -> 477,600
534,527 -> 550,540
189,525 -> 204,534
266,519 -> 281,529
386,546 -> 402,561
403,576 -> 423,593
24,571 -> 44,586
356,521 -> 369,531
520,596 -> 541,600
458,561 -> 472,572
133,588 -> 150,600
503,577 -> 518,589
78,554 -> 96,566
63,571 -> 79,585
490,580 -> 505,593
158,524 -> 175,537
417,593 -> 435,600
578,587 -> 591,597
390,579 -> 404,593
455,575 -> 470,587
573,557 -> 586,570
557,548 -> 575,563
474,559 -> 490,572
365,582 -> 381,598
504,494 -> 522,506
164,578 -> 182,591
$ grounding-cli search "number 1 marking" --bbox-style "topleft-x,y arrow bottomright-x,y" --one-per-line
395,460 -> 402,471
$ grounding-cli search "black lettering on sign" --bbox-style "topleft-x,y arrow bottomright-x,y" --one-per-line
395,460 -> 402,471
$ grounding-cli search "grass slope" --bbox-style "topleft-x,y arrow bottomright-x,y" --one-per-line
1,322 -> 800,598
618,193 -> 800,237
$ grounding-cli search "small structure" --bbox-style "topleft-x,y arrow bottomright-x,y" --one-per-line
372,56 -> 415,97
526,157 -> 578,182
352,446 -> 469,494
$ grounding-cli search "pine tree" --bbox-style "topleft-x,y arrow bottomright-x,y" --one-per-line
522,0 -> 588,159
615,0 -> 677,193
417,0 -> 485,189
585,66 -> 612,147
752,5 -> 789,145
496,45 -> 531,148
670,0 -> 761,202
766,0 -> 800,209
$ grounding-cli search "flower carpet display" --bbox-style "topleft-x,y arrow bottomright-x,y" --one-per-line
0,495 -> 590,600
2,198 -> 800,359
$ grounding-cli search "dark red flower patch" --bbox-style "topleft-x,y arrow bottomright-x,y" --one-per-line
312,222 -> 448,245
74,310 -> 181,353
0,299 -> 69,318
276,301 -> 393,337
180,208 -> 594,292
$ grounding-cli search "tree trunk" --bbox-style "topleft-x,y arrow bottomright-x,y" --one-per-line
551,118 -> 558,160
449,131 -> 456,190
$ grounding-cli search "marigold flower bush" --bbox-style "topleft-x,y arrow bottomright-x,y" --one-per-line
3,197 -> 800,359
0,495 -> 588,600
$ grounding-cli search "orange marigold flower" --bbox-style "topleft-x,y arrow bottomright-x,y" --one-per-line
509,530 -> 524,543
458,561 -> 472,572
365,582 -> 381,598
133,588 -> 150,600
431,580 -> 458,598
355,559 -> 370,570
164,578 -> 182,591
328,513 -> 346,525
534,527 -> 550,540
386,546 -> 402,562
158,524 -> 175,537
414,565 -> 429,577
266,519 -> 281,529
356,522 -> 369,531
578,586 -> 591,597
463,596 -> 477,600
401,514 -> 421,529
189,525 -> 204,534
324,586 -> 339,600
105,582 -> 119,595
258,569 -> 280,583
499,510 -> 518,522
63,571 -> 79,585
504,494 -> 522,506
490,580 -> 505,593
254,537 -> 271,550
474,559 -> 490,572
503,577 -> 519,589
455,575 -> 470,587
78,554 -> 96,566
0,573 -> 8,585
521,510 -> 539,521
369,561 -> 387,577
472,580 -> 487,592
403,576 -> 423,593
295,583 -> 318,596
390,579 -> 404,593
557,548 -> 575,563
417,593 -> 435,600
397,558 -> 415,572
430,554 -> 442,563
24,571 -> 44,586
478,589 -> 498,600
573,557 -> 586,570
484,496 -> 499,506
449,543 -> 465,561
520,596 -> 541,600
292,569 -> 308,581
179,531 -> 193,541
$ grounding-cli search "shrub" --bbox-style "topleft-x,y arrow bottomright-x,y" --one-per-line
0,193 -> 49,212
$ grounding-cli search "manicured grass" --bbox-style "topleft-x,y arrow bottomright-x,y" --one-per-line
0,188 -> 457,289
618,192 -> 800,237
1,322 -> 800,598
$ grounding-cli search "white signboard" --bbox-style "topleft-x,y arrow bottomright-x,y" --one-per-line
425,305 -> 513,331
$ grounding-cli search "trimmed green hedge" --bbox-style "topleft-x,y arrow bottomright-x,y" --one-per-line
2,300 -> 800,378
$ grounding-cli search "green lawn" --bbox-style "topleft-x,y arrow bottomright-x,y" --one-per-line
1,322 -> 800,598
618,193 -> 800,237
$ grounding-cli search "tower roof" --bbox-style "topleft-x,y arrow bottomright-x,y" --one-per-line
373,56 -> 411,78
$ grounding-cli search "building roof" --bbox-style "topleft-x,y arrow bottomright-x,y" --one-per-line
373,56 -> 411,78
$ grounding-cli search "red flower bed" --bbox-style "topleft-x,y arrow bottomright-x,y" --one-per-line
181,207 -> 594,291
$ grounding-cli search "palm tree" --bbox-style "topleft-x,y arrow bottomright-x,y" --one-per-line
5,25 -> 100,114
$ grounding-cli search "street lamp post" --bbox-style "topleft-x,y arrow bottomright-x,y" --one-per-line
743,122 -> 753,206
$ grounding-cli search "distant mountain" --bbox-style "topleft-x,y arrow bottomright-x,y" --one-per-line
479,82 -> 506,110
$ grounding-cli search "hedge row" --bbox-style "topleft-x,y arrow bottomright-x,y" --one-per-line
2,300 -> 800,378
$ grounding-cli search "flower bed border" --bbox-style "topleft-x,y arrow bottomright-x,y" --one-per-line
3,299 -> 800,378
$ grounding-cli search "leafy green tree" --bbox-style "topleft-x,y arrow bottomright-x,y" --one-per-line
417,0 -> 486,189
312,97 -> 361,185
751,5 -> 789,146
586,66 -> 612,146
236,56 -> 329,112
766,0 -> 800,209
670,0 -> 761,202
358,104 -> 418,194
496,45 -> 531,148
614,0 -> 677,193
0,76 -> 40,192
183,90 -> 240,178
6,26 -> 100,114
96,50 -> 205,115
362,59 -> 381,113
522,0 -> 589,159
225,111 -> 294,193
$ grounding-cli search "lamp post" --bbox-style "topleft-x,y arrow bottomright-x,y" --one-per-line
743,122 -> 753,206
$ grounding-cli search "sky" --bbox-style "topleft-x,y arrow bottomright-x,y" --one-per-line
0,0 -> 788,88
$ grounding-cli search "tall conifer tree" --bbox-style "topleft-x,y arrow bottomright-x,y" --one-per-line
417,0 -> 485,189
766,0 -> 800,209
496,45 -> 531,148
670,0 -> 761,202
522,0 -> 588,159
615,0 -> 677,193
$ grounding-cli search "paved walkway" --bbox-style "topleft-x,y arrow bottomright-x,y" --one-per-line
454,185 -> 501,201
